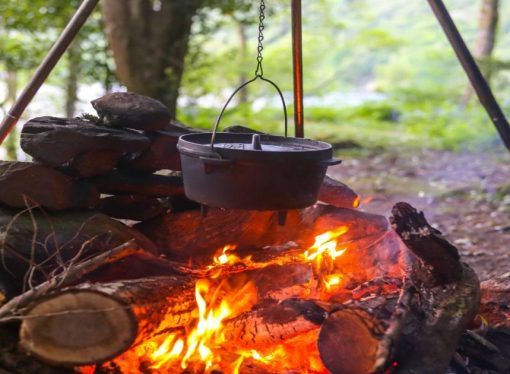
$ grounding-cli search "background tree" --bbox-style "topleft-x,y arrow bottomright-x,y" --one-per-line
463,0 -> 500,105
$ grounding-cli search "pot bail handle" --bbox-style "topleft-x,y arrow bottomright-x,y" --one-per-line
210,75 -> 288,150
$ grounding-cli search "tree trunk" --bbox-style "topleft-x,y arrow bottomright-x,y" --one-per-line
65,41 -> 81,118
235,18 -> 249,104
3,70 -> 18,160
100,0 -> 201,117
463,0 -> 500,105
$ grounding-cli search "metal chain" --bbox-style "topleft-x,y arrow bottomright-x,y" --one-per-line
255,0 -> 266,77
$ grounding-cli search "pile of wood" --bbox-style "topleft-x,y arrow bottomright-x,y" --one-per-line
1,199 -> 506,373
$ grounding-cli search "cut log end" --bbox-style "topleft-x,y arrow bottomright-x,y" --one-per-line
318,309 -> 383,374
19,290 -> 137,366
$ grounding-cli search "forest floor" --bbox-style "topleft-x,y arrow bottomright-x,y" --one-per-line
329,144 -> 510,281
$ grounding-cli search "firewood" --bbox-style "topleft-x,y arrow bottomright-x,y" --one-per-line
318,309 -> 385,374
0,241 -> 143,322
318,175 -> 360,209
19,276 -> 195,366
0,161 -> 99,210
223,299 -> 327,347
136,204 -> 390,263
480,274 -> 510,327
0,208 -> 157,296
371,202 -> 481,374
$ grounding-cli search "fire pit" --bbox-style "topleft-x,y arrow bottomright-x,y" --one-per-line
1,91 -> 509,373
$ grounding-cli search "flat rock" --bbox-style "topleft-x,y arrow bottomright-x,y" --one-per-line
97,194 -> 167,221
87,171 -> 184,197
91,92 -> 170,131
122,120 -> 199,173
0,161 -> 99,210
20,116 -> 150,167
0,207 -> 157,296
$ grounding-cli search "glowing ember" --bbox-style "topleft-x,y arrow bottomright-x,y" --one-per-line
324,273 -> 343,291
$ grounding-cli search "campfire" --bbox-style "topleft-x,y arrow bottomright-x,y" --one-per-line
0,92 -> 508,374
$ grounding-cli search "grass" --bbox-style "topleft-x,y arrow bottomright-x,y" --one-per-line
177,95 -> 501,151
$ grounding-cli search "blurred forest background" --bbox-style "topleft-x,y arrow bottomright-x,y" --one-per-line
0,0 -> 509,159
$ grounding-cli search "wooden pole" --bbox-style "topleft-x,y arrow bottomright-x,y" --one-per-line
291,0 -> 304,138
427,0 -> 510,152
0,0 -> 100,146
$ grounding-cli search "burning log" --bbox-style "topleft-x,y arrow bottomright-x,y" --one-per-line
19,276 -> 195,366
315,202 -> 480,374
318,175 -> 360,209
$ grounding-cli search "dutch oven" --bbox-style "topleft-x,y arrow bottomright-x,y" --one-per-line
177,132 -> 341,210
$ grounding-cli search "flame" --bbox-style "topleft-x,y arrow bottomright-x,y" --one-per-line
213,244 -> 248,266
361,195 -> 374,205
89,226 -> 356,373
304,226 -> 349,262
353,195 -> 361,208
148,278 -> 257,372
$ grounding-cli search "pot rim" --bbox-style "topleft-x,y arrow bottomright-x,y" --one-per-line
177,132 -> 334,161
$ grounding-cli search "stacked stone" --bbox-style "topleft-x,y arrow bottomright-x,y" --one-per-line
0,92 -> 198,298
16,92 -> 201,221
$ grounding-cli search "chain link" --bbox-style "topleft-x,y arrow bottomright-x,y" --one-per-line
255,0 -> 266,77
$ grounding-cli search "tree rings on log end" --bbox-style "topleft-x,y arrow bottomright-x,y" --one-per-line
19,290 -> 137,366
318,309 -> 382,374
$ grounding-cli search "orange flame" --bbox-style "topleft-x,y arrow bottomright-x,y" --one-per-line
304,226 -> 349,262
148,278 -> 257,372
213,244 -> 250,266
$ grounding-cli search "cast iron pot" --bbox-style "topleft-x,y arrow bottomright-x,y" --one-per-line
177,132 -> 341,210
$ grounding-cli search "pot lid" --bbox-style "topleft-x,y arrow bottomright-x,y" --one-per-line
177,132 -> 334,161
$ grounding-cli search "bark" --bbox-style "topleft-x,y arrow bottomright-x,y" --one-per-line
317,203 -> 480,374
19,276 -> 195,366
3,70 -> 18,160
100,0 -> 201,116
463,0 -> 500,104
376,202 -> 480,374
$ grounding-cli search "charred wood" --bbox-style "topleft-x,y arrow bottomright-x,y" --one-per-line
390,201 -> 462,285
372,202 -> 481,374
97,194 -> 167,221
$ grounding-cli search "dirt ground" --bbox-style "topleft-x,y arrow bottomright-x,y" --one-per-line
328,145 -> 510,281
